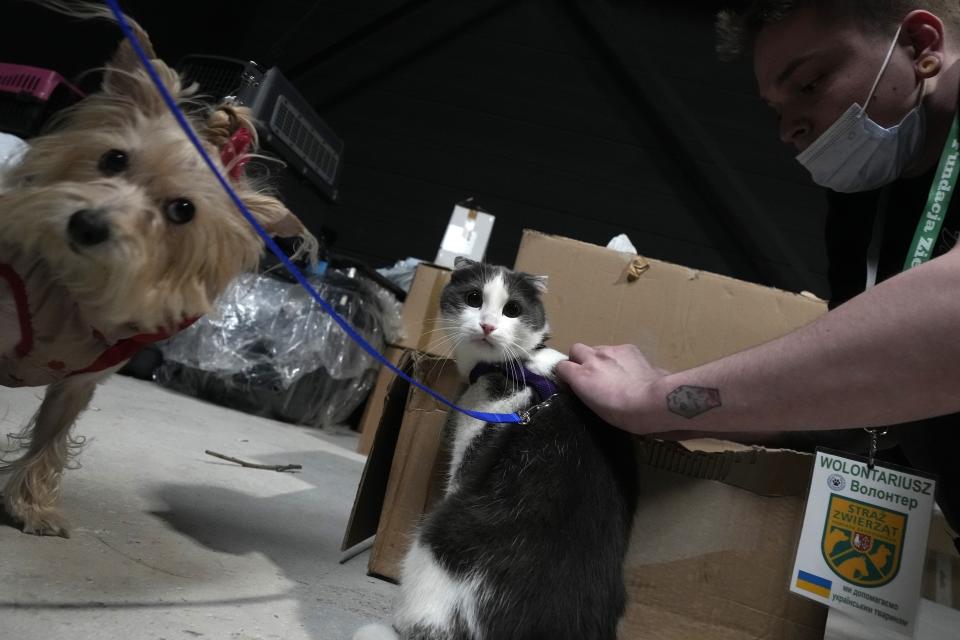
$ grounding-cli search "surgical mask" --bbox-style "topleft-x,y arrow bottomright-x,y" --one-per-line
796,25 -> 926,193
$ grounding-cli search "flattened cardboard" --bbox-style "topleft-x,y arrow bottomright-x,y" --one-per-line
357,346 -> 404,455
513,230 -> 827,370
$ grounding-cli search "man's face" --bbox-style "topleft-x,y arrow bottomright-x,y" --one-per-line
754,6 -> 922,152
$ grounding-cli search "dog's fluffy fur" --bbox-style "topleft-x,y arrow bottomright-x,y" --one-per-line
0,2 -> 316,536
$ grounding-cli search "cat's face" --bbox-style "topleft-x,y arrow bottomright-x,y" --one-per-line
439,258 -> 549,371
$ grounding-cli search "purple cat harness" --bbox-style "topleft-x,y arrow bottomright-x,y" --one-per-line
469,361 -> 559,405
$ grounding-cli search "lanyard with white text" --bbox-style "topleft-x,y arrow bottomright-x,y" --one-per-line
903,112 -> 960,270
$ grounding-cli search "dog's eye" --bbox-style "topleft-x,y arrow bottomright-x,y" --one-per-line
465,290 -> 482,308
165,198 -> 196,224
98,149 -> 129,175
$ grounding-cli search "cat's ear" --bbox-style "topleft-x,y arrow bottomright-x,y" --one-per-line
453,256 -> 479,270
528,274 -> 548,293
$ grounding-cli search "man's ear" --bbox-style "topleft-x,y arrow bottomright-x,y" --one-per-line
903,10 -> 945,78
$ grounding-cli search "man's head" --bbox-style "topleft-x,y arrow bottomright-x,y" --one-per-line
718,2 -> 960,154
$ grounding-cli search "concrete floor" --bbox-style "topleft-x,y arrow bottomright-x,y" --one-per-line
0,375 -> 397,640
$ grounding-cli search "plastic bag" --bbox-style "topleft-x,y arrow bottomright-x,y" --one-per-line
156,268 -> 402,428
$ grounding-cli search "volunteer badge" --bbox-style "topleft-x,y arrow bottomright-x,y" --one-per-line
822,495 -> 905,588
790,449 -> 936,637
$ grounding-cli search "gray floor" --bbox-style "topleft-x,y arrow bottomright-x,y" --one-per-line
0,375 -> 397,640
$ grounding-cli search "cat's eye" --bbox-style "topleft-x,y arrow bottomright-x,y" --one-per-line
465,290 -> 482,308
98,149 -> 129,175
502,301 -> 521,318
165,198 -> 196,224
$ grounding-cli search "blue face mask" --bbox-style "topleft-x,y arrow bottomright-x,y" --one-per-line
796,26 -> 926,193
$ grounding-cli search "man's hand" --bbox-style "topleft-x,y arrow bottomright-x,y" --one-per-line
555,343 -> 665,434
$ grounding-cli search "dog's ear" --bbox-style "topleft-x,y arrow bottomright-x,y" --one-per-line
242,192 -> 319,262
203,105 -> 259,150
101,19 -> 181,104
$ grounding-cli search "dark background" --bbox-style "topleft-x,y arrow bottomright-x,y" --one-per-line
0,0 -> 831,298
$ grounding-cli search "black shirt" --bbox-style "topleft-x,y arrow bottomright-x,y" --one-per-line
822,125 -> 960,535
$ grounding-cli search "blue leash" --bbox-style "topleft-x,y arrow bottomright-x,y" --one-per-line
103,0 -> 525,425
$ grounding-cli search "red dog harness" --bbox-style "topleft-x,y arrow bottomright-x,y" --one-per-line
0,256 -> 195,387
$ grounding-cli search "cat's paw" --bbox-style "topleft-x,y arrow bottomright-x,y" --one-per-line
527,348 -> 568,378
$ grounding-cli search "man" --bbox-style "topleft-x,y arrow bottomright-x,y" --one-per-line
556,1 -> 960,534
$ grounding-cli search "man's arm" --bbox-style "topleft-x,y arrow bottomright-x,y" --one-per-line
556,244 -> 960,435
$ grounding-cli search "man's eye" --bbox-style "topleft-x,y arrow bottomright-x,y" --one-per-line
800,75 -> 824,94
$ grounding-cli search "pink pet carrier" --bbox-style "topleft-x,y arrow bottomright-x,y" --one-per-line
0,62 -> 84,138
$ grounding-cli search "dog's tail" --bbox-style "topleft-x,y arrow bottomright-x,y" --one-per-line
23,1 -> 156,59
352,624 -> 400,640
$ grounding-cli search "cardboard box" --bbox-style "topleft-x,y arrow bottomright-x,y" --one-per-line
356,346 -> 404,455
348,374 -> 829,636
355,263 -> 452,453
345,231 -> 834,637
513,229 -> 826,370
343,352 -> 461,560
394,264 -> 452,358
621,439 -> 825,639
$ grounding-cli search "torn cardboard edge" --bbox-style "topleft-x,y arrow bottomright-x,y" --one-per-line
515,229 -> 827,303
642,438 -> 814,498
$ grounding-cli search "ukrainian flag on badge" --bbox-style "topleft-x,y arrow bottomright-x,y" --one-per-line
796,570 -> 832,598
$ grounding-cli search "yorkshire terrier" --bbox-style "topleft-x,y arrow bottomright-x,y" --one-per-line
0,2 -> 316,536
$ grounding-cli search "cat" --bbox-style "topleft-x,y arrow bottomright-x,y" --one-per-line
354,257 -> 637,640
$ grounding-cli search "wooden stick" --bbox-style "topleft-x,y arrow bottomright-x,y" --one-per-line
204,449 -> 302,472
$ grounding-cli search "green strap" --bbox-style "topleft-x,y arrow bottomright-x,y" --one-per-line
903,113 -> 960,270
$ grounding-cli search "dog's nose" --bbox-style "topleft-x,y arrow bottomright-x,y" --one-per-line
68,209 -> 110,246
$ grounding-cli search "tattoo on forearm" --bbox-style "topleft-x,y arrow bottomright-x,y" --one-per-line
666,385 -> 721,419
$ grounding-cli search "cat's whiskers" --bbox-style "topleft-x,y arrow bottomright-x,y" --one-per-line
501,342 -> 527,394
425,330 -> 470,381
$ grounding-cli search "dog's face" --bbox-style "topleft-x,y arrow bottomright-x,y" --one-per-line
0,34 -> 312,332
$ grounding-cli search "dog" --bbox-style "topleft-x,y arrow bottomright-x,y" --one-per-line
0,2 -> 316,536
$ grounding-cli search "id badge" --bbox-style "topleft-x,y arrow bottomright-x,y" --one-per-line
789,448 -> 937,637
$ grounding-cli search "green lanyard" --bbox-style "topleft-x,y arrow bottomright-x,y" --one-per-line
903,112 -> 960,270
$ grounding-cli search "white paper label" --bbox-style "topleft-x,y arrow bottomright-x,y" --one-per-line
790,449 -> 936,637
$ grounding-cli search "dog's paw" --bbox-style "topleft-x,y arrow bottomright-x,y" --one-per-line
2,494 -> 71,538
19,508 -> 71,538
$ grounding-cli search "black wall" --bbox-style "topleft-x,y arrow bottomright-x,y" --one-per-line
0,0 -> 832,298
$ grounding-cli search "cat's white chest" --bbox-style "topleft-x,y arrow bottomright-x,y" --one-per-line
445,381 -> 533,495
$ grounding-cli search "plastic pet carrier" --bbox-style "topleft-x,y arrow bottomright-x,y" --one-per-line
177,55 -> 344,201
0,62 -> 83,138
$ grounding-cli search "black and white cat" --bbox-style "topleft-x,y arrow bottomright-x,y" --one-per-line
355,258 -> 637,640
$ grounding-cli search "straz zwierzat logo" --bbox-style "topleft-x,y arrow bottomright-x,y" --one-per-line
822,494 -> 906,588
